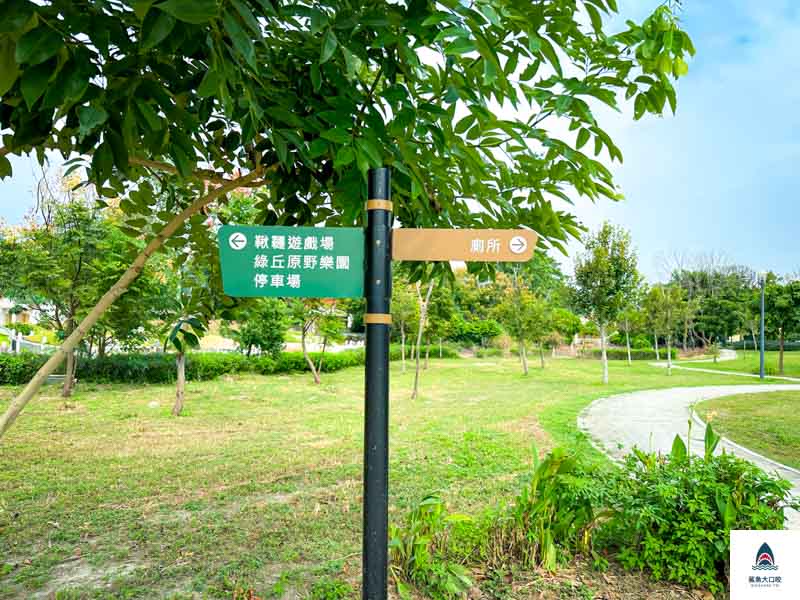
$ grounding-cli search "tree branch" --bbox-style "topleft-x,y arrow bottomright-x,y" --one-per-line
0,168 -> 264,440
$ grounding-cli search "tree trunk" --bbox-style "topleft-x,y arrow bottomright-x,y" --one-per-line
600,324 -> 609,384
520,341 -> 529,375
246,344 -> 253,357
539,343 -> 545,369
779,328 -> 785,376
302,324 -> 321,384
667,334 -> 673,376
0,170 -> 261,440
625,322 -> 632,366
654,331 -> 660,361
400,328 -> 406,373
411,282 -> 434,399
401,328 -> 406,373
173,352 -> 186,416
751,328 -> 758,353
62,349 -> 75,398
317,336 -> 328,373
424,337 -> 429,370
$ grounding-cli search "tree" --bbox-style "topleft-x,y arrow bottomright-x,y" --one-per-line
224,299 -> 287,358
764,278 -> 800,376
289,299 -> 339,385
411,281 -> 434,399
425,284 -> 456,363
617,305 -> 645,366
643,287 -> 663,361
494,288 -> 552,374
315,302 -> 345,373
650,284 -> 687,375
0,0 -> 695,437
573,223 -> 640,384
391,279 -> 416,373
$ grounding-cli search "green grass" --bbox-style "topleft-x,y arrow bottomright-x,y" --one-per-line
695,350 -> 800,378
0,357 -> 766,598
696,390 -> 800,469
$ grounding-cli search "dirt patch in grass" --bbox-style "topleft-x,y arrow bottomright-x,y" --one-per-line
493,414 -> 552,452
32,557 -> 148,599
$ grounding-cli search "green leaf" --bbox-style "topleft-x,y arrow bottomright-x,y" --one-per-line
334,145 -> 354,167
156,0 -> 219,25
197,69 -> 220,97
320,30 -> 338,64
454,114 -> 475,134
310,63 -> 321,92
633,93 -> 646,120
0,37 -> 20,96
141,10 -> 176,49
231,0 -> 261,35
0,155 -> 11,179
106,129 -> 130,174
576,128 -> 590,150
670,434 -> 687,462
15,26 -> 63,65
78,106 -> 109,139
223,11 -> 255,68
170,145 -> 194,177
444,38 -> 476,55
672,57 -> 688,77
91,141 -> 114,184
585,4 -> 603,32
20,63 -> 51,110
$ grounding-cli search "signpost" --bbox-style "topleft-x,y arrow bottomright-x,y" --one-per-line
217,167 -> 538,600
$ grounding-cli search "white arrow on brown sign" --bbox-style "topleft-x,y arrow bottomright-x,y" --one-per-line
392,229 -> 538,262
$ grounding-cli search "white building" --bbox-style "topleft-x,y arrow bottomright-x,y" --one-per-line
0,298 -> 39,326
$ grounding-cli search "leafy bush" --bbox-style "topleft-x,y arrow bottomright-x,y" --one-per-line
488,448 -> 600,572
599,425 -> 799,594
608,332 -> 652,349
727,340 -> 800,352
389,494 -> 473,599
586,348 -> 676,360
475,348 -> 504,358
0,353 -> 49,385
7,322 -> 33,336
0,345 -> 459,385
449,318 -> 502,347
309,577 -> 353,600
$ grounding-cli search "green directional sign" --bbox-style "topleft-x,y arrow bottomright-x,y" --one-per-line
218,225 -> 365,298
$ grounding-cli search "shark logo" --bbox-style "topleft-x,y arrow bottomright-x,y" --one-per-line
753,542 -> 779,571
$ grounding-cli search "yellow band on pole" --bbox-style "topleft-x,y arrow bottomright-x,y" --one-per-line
364,313 -> 392,325
366,199 -> 393,212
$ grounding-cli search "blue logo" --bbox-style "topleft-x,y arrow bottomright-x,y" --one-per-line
753,542 -> 778,571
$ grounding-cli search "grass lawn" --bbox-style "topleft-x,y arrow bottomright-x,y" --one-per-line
0,357 -> 761,599
696,390 -> 800,469
697,350 -> 800,378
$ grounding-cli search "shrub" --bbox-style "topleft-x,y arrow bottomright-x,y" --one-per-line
0,353 -> 49,385
389,494 -> 473,599
8,323 -> 33,336
599,425 -> 799,594
449,318 -> 502,347
0,346 -> 459,386
475,348 -> 504,358
586,348 -> 676,360
727,340 -> 800,352
609,333 -> 652,349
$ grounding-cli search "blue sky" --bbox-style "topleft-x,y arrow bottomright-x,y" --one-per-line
1,1 -> 798,281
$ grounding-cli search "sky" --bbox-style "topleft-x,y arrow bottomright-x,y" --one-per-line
0,1 -> 798,282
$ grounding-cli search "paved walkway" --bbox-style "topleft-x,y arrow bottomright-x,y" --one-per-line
578,384 -> 800,529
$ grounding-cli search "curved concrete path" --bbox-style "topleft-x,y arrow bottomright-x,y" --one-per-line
578,384 -> 800,529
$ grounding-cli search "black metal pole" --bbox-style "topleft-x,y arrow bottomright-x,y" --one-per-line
363,167 -> 392,599
760,274 -> 766,380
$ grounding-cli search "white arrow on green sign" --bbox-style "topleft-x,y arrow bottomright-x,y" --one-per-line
218,225 -> 365,298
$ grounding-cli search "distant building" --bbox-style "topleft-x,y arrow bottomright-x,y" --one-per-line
0,298 -> 39,326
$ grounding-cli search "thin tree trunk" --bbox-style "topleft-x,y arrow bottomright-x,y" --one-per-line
411,282 -> 434,399
779,328 -> 785,376
654,331 -> 660,361
424,336 -> 429,370
625,322 -> 632,366
173,352 -> 185,416
667,334 -> 673,376
600,324 -> 609,384
520,340 -> 529,375
539,343 -> 545,369
401,328 -> 406,373
0,170 -> 261,440
302,324 -> 321,384
62,349 -> 74,398
317,336 -> 328,373
751,328 -> 758,353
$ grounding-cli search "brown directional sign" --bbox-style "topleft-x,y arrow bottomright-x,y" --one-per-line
392,228 -> 538,262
